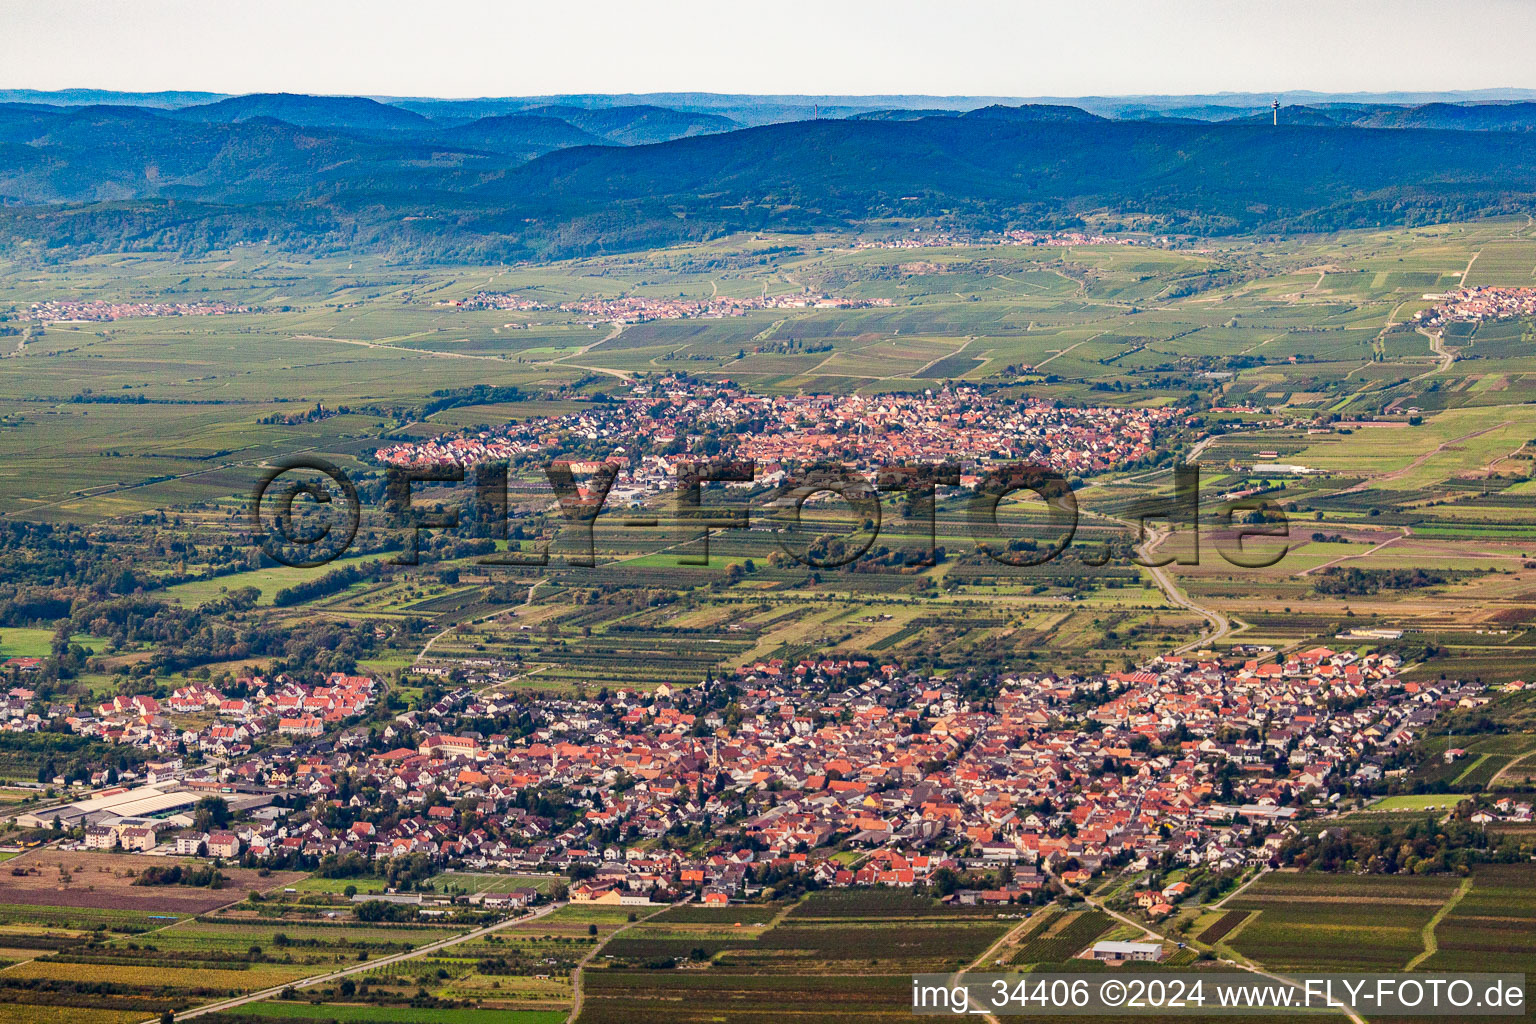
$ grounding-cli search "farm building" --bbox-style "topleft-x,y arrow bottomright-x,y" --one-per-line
1091,940 -> 1164,963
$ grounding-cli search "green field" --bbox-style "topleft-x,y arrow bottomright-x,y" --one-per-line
1367,794 -> 1465,811
1224,873 -> 1465,971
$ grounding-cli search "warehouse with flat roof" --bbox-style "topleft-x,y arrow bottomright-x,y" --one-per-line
13,785 -> 198,830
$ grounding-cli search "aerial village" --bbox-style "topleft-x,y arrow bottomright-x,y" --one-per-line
442,290 -> 891,322
854,228 -> 1163,250
373,378 -> 1178,486
1416,285 -> 1536,326
26,299 -> 254,323
6,643 -> 1517,912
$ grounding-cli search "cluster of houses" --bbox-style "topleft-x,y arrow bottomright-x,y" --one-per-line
14,634 -> 1487,909
9,673 -> 380,756
1468,797 -> 1534,825
82,819 -> 241,858
1415,286 -> 1536,327
27,299 -> 252,323
442,290 -> 890,323
374,378 -> 1177,486
16,774 -> 256,858
853,229 -> 1159,250
45,647 -> 1464,903
730,389 -> 1175,477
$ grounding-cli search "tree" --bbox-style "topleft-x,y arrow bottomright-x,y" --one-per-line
339,978 -> 356,997
193,796 -> 230,832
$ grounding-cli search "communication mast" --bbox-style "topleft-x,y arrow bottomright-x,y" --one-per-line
1273,97 -> 1280,126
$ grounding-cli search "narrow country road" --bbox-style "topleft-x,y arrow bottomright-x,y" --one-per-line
150,900 -> 565,1023
1210,865 -> 1272,910
414,578 -> 546,666
949,911 -> 1044,1023
544,320 -> 633,380
566,897 -> 683,1023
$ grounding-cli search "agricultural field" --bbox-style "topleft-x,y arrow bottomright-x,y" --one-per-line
1006,909 -> 1115,965
1417,863 -> 1536,978
1190,866 -> 1536,1021
0,850 -> 306,912
1194,908 -> 1251,945
0,908 -> 512,1023
1367,793 -> 1470,812
578,890 -> 1014,1024
1223,873 -> 1464,971
427,872 -> 565,896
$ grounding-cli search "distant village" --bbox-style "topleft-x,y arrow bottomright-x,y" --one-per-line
1416,285 -> 1536,326
27,299 -> 254,323
442,290 -> 890,323
854,228 -> 1167,250
374,378 -> 1178,490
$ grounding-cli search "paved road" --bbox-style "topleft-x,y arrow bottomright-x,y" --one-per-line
1088,507 -> 1234,655
543,321 -> 633,381
1185,434 -> 1221,464
1425,327 -> 1455,376
1296,527 -> 1409,577
1149,554 -> 1233,655
148,900 -> 564,1023
950,874 -> 1363,1024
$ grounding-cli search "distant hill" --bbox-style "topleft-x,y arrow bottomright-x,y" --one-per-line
475,117 -> 1536,247
1114,103 -> 1272,122
13,88 -> 1536,125
1068,88 -> 1536,119
0,105 -> 504,204
961,104 -> 1107,123
519,104 -> 740,145
1227,105 -> 1344,127
1350,101 -> 1536,132
1227,101 -> 1536,132
0,88 -> 226,109
393,89 -> 1536,125
398,93 -> 1016,126
170,93 -> 430,132
6,105 -> 1536,260
427,114 -> 608,158
847,109 -> 961,121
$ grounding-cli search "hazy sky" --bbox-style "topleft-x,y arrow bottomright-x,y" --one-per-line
4,0 -> 1533,98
